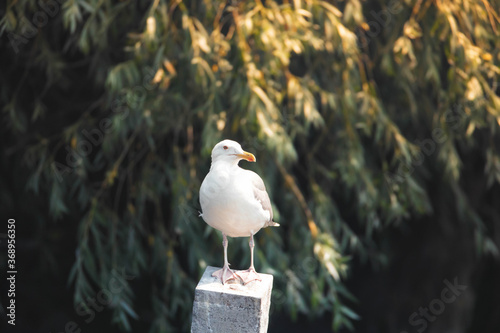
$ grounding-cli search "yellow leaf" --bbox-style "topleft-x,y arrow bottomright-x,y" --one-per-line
146,16 -> 156,36
482,53 -> 492,61
320,1 -> 343,17
404,18 -> 422,39
152,69 -> 164,84
163,59 -> 176,75
465,77 -> 482,101
308,219 -> 318,238
466,122 -> 475,137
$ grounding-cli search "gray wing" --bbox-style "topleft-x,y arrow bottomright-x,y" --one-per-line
246,171 -> 279,227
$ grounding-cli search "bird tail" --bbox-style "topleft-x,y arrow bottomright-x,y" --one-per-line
266,220 -> 280,227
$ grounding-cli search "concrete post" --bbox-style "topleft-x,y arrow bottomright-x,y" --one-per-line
191,266 -> 273,333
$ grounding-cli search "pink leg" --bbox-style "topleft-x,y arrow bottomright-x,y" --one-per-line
236,234 -> 261,285
212,233 -> 238,284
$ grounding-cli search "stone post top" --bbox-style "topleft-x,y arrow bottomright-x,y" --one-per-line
192,266 -> 274,333
196,266 -> 274,296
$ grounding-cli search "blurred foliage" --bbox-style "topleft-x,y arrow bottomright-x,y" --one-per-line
1,0 -> 500,332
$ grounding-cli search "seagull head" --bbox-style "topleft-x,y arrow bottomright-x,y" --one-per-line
211,139 -> 256,164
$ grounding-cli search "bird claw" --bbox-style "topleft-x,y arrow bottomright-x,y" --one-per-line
236,267 -> 262,285
212,265 -> 239,285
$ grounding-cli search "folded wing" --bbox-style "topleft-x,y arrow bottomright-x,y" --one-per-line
247,171 -> 279,227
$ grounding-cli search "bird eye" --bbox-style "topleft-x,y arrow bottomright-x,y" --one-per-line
223,146 -> 228,150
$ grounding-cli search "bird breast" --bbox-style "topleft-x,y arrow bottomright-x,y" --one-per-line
200,165 -> 267,237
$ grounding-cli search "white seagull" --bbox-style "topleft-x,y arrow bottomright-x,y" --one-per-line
199,139 -> 279,284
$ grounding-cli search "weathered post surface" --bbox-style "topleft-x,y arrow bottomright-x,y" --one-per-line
191,266 -> 273,333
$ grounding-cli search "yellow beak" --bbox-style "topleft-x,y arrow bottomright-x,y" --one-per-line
236,151 -> 256,162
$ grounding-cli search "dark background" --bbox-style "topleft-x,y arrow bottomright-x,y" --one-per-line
1,0 -> 500,332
